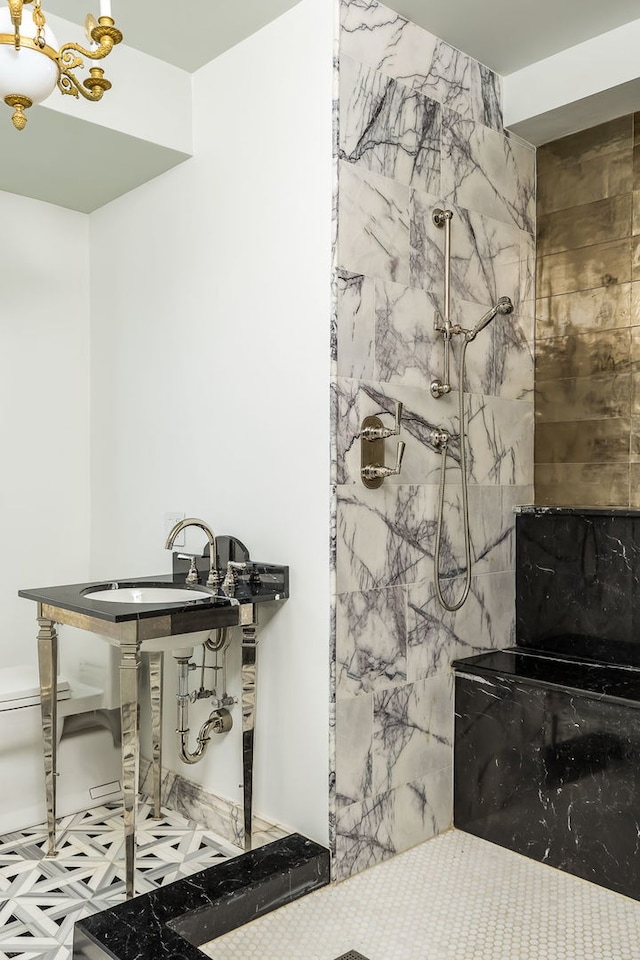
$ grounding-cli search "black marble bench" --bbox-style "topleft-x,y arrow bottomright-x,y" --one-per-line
453,647 -> 640,900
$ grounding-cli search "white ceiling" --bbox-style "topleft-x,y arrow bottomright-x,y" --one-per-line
6,0 -> 640,212
45,0 -> 640,76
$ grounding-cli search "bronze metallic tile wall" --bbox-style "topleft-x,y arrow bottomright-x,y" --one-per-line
535,113 -> 640,506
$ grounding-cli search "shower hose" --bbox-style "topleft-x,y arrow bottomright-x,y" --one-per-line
434,337 -> 472,612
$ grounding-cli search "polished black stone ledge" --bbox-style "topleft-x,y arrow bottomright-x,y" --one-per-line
73,834 -> 330,960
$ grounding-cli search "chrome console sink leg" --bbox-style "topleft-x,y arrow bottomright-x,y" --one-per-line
36,608 -> 58,859
241,617 -> 258,851
147,652 -> 163,819
119,641 -> 141,899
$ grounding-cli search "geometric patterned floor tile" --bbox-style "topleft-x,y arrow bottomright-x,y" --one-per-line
0,802 -> 241,960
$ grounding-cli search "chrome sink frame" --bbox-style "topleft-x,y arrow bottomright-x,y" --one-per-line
35,599 -> 260,900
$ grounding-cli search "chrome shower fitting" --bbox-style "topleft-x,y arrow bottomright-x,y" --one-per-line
360,401 -> 405,488
464,297 -> 514,342
431,207 -> 455,399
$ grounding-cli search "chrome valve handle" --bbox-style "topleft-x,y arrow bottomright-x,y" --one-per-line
361,440 -> 405,481
360,401 -> 403,441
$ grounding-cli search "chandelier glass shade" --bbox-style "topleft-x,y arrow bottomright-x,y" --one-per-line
0,0 -> 122,130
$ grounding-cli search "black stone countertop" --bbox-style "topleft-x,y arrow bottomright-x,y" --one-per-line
73,834 -> 330,960
18,563 -> 289,623
515,505 -> 640,517
453,648 -> 640,706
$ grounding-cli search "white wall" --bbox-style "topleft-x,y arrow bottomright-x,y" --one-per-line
89,0 -> 334,843
0,190 -> 91,670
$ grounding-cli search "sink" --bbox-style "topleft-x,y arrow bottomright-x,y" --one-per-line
82,584 -> 214,604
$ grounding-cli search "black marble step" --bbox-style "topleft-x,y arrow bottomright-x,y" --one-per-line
453,648 -> 640,706
73,833 -> 330,960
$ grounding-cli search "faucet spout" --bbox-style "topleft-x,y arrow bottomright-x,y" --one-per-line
165,517 -> 220,588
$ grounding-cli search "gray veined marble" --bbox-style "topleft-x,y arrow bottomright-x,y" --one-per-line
336,484 -> 434,593
372,673 -> 453,794
334,765 -> 452,880
338,162 -> 410,283
339,55 -> 441,196
336,694 -> 373,805
336,270 -> 375,380
339,0 -> 503,132
336,585 -> 407,697
441,110 -> 535,232
410,192 -> 522,311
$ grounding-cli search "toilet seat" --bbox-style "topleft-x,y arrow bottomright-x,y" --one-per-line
0,665 -> 71,711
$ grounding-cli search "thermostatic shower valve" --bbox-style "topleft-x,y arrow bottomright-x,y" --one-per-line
360,401 -> 405,488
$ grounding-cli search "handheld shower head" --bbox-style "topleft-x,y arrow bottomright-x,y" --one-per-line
466,296 -> 514,341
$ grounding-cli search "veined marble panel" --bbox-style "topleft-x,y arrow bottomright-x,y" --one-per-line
336,483 -> 434,592
336,270 -> 375,380
411,193 -> 522,311
334,765 -> 452,880
492,317 -> 534,401
536,283 -> 632,339
336,694 -> 373,805
336,585 -> 407,697
339,0 -> 503,131
466,395 -> 534,485
339,54 -> 441,195
441,110 -> 535,232
333,377 -> 456,486
406,570 -> 515,682
372,674 -> 453,794
338,161 -> 410,283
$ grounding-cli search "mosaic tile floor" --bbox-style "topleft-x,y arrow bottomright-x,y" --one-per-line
202,830 -> 640,960
0,802 -> 241,960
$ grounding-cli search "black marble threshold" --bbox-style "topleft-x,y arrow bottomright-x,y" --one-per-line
515,505 -> 640,517
73,834 -> 330,960
453,648 -> 640,707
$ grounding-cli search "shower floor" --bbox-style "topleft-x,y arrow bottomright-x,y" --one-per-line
0,801 -> 243,960
201,830 -> 640,960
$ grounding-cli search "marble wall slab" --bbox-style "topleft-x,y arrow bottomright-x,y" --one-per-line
332,0 -> 535,880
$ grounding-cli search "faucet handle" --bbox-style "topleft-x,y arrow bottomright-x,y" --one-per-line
360,401 -> 403,441
361,440 -> 406,481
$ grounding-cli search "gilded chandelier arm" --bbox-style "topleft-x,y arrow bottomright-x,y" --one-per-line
57,17 -> 123,102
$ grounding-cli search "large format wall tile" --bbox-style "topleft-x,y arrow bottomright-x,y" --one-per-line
536,328 -> 633,381
441,111 -> 535,232
336,585 -> 407,697
372,674 -> 452,794
334,765 -> 452,880
536,374 -> 631,423
338,162 -> 410,283
332,0 -> 534,880
538,195 -> 632,258
339,55 -> 441,195
535,418 -> 631,465
339,1 -> 502,131
537,239 -> 632,299
535,463 -> 630,507
536,283 -> 632,339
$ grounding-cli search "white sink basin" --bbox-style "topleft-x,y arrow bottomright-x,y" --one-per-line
83,586 -> 213,604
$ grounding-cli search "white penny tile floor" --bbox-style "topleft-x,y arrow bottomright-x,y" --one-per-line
201,830 -> 640,960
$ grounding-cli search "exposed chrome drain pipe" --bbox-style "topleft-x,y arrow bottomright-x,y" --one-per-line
174,629 -> 234,765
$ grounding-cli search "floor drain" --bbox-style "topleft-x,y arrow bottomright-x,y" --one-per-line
334,953 -> 370,960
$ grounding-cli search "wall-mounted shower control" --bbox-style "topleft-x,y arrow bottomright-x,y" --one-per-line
360,401 -> 405,488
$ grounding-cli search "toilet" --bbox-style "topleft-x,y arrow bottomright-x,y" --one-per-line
0,664 -> 123,835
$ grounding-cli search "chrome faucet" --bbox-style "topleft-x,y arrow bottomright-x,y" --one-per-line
165,517 -> 220,588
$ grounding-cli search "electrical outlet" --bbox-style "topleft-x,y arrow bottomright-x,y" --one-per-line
165,511 -> 185,547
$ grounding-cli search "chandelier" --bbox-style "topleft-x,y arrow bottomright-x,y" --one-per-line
0,0 -> 122,130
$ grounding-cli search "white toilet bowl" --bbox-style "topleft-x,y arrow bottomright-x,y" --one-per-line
0,664 -> 122,835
